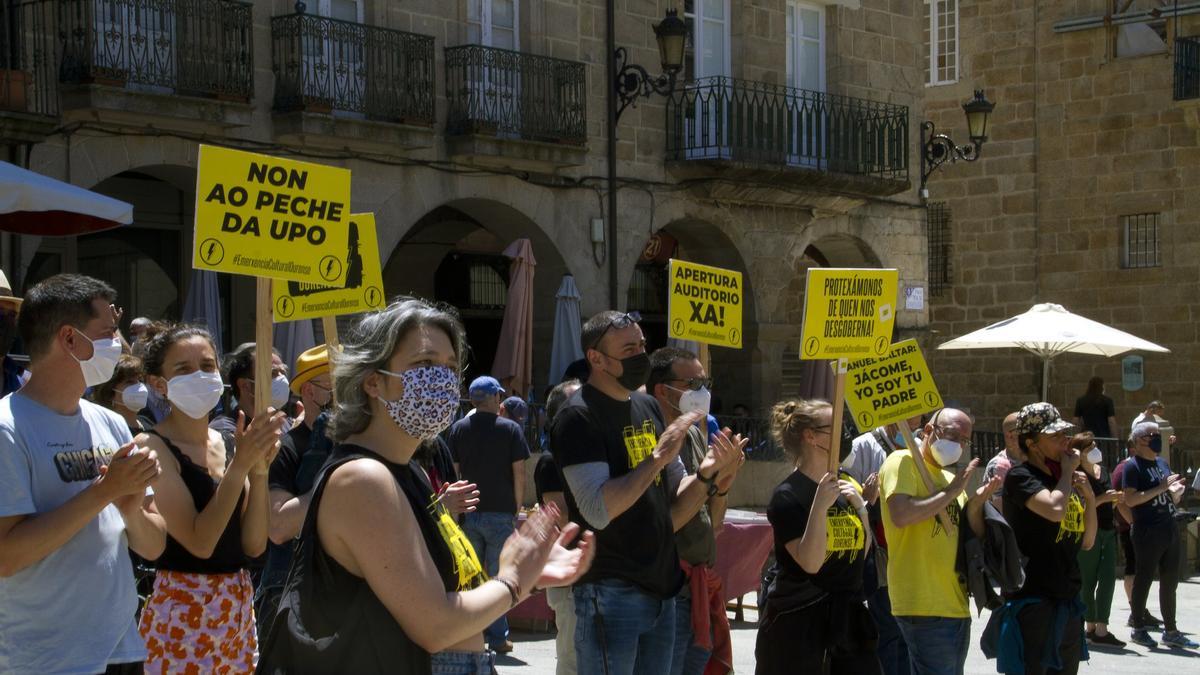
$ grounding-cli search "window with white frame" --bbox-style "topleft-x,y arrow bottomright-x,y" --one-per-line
467,0 -> 518,50
1121,213 -> 1162,269
923,0 -> 958,85
786,2 -> 825,93
682,0 -> 731,81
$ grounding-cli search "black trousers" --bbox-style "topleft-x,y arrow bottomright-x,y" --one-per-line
1016,603 -> 1083,675
1130,523 -> 1181,631
755,597 -> 882,675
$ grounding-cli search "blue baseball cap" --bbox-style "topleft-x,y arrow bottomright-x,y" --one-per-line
469,376 -> 505,400
501,396 -> 529,424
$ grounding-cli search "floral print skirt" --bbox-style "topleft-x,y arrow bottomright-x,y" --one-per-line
138,569 -> 258,674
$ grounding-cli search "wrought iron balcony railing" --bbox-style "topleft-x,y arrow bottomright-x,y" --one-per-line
445,44 -> 587,145
1176,36 -> 1200,101
271,12 -> 435,125
666,76 -> 909,181
1,0 -> 59,118
57,0 -> 253,99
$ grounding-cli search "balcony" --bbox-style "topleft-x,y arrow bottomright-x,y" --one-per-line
1,0 -> 59,143
56,0 -> 254,129
271,10 -> 435,152
444,44 -> 587,171
1176,36 -> 1200,101
666,77 -> 910,201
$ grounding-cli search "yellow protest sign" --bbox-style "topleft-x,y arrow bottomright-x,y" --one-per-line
845,339 -> 943,430
667,259 -> 743,349
800,268 -> 899,359
193,145 -> 352,286
271,213 -> 385,322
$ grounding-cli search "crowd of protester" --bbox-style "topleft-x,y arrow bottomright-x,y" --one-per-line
0,271 -> 1195,675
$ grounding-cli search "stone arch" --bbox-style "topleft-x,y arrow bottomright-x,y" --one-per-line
626,217 -> 760,417
383,198 -> 574,396
780,232 -> 884,403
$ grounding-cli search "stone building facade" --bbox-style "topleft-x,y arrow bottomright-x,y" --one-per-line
920,0 -> 1200,444
2,0 -> 931,413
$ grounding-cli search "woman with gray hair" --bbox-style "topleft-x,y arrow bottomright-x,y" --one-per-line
259,297 -> 595,674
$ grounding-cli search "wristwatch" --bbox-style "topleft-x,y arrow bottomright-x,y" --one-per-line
698,470 -> 718,497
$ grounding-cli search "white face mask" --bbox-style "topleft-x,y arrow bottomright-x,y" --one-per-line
930,437 -> 963,467
271,375 -> 290,410
167,370 -> 224,419
118,382 -> 149,411
677,386 -> 712,417
1086,446 -> 1103,466
72,329 -> 122,388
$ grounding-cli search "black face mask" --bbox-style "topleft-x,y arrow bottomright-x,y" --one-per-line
610,352 -> 651,391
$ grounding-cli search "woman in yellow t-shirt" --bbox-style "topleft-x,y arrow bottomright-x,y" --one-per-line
755,399 -> 877,674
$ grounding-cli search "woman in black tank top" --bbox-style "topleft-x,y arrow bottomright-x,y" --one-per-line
134,325 -> 285,673
258,298 -> 596,675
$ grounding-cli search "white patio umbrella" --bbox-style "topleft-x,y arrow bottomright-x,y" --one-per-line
548,273 -> 583,386
937,303 -> 1170,400
0,161 -> 133,235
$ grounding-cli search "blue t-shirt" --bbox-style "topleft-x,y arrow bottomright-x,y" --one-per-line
1120,455 -> 1176,529
0,394 -> 146,674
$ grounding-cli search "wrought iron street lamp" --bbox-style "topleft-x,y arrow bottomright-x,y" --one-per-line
919,89 -> 996,199
613,8 -> 688,120
605,7 -> 690,304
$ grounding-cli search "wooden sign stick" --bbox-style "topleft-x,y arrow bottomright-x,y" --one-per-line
321,315 -> 340,406
897,423 -> 954,536
827,359 -> 848,475
254,277 -> 273,416
321,316 -> 340,350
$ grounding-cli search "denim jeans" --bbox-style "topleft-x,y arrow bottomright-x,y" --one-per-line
574,579 -> 676,675
893,616 -> 971,675
463,511 -> 515,648
863,553 -> 910,675
430,650 -> 496,675
669,588 -> 712,675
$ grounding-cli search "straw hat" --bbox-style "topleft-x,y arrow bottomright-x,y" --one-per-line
0,270 -> 21,309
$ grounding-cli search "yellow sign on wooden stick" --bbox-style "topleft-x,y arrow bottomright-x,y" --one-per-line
193,145 -> 352,286
845,339 -> 944,431
667,259 -> 744,349
800,268 -> 899,360
271,213 -> 385,322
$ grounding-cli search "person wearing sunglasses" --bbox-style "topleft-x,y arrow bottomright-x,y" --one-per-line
647,347 -> 746,675
551,311 -> 731,675
878,407 -> 997,675
1120,421 -> 1193,649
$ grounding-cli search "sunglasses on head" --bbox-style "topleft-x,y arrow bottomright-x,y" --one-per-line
589,311 -> 641,351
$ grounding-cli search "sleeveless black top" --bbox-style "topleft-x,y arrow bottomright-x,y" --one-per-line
257,444 -> 457,674
148,429 -> 247,574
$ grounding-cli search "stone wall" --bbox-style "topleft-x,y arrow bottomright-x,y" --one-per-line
12,0 -> 931,413
921,1 -> 1200,442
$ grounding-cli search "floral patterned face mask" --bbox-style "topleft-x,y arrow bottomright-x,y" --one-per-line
375,365 -> 461,439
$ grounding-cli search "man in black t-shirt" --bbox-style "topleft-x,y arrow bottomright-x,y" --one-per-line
647,347 -> 744,675
447,375 -> 531,654
550,311 -> 706,675
257,344 -> 332,635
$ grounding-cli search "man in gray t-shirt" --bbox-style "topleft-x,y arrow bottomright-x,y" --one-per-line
0,274 -> 164,674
